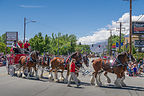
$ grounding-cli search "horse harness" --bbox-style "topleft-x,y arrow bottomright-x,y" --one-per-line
102,56 -> 128,72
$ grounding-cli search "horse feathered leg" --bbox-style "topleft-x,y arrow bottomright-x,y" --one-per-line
64,68 -> 69,83
59,69 -> 64,81
26,66 -> 31,79
96,72 -> 102,86
90,72 -> 96,85
104,72 -> 111,83
34,66 -> 39,80
114,74 -> 122,87
40,67 -> 44,78
48,69 -> 53,80
54,69 -> 58,82
120,73 -> 126,87
98,71 -> 103,85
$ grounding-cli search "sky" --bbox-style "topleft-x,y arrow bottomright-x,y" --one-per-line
0,0 -> 144,45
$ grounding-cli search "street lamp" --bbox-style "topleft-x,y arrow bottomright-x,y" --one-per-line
24,17 -> 36,43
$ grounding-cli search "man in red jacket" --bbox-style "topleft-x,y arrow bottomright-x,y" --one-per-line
67,59 -> 80,87
24,40 -> 30,53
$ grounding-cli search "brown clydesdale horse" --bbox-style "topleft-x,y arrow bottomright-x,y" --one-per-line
90,52 -> 136,87
48,52 -> 89,82
18,51 -> 39,79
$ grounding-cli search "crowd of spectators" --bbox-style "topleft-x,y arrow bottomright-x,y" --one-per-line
0,53 -> 6,66
127,59 -> 144,76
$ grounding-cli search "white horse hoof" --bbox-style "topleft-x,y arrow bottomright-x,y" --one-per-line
121,83 -> 126,87
59,77 -> 64,82
54,79 -> 59,82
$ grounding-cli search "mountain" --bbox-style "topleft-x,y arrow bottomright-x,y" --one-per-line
89,40 -> 108,53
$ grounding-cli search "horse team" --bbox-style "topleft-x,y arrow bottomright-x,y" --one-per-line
17,51 -> 135,88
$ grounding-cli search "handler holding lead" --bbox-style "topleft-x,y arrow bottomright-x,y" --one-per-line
67,59 -> 80,87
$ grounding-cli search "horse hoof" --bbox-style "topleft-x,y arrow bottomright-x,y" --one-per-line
36,77 -> 39,80
121,83 -> 126,87
64,79 -> 68,83
91,82 -> 95,86
59,77 -> 64,82
54,79 -> 59,82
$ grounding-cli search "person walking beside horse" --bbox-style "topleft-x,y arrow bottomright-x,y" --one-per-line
67,59 -> 80,87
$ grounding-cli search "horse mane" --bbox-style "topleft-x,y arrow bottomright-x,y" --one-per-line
117,52 -> 127,61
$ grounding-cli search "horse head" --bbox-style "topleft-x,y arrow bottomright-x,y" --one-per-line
82,54 -> 89,67
126,53 -> 136,63
31,51 -> 39,62
117,52 -> 136,66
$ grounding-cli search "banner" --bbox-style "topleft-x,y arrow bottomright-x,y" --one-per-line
132,22 -> 144,35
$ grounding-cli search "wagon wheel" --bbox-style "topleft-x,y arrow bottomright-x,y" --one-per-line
8,65 -> 15,76
24,68 -> 28,77
6,59 -> 9,75
17,70 -> 22,77
16,64 -> 22,77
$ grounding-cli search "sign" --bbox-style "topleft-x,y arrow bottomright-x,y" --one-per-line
132,22 -> 144,35
6,41 -> 14,44
134,40 -> 144,47
7,45 -> 12,47
6,32 -> 18,47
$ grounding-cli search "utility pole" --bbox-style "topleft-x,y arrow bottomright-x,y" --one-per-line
58,37 -> 59,55
116,22 -> 126,51
108,29 -> 113,56
129,0 -> 132,54
23,17 -> 36,43
123,0 -> 133,54
24,17 -> 26,43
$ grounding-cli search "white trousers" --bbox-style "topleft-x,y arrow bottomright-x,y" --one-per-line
68,72 -> 79,85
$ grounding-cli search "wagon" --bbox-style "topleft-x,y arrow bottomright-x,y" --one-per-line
6,50 -> 29,77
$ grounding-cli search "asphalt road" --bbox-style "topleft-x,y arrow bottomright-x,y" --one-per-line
0,58 -> 144,96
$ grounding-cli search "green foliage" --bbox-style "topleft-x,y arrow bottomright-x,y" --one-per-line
75,45 -> 91,54
0,42 -> 6,53
133,53 -> 144,62
29,32 -> 90,55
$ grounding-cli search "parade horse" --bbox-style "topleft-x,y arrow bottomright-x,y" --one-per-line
38,55 -> 51,78
18,51 -> 39,79
90,52 -> 136,87
48,52 -> 89,82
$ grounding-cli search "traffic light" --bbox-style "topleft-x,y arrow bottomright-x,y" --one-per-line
98,45 -> 101,48
92,44 -> 93,47
79,42 -> 81,45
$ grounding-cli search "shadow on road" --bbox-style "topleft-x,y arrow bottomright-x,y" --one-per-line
100,84 -> 144,91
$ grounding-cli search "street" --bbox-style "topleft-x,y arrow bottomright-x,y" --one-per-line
0,58 -> 144,96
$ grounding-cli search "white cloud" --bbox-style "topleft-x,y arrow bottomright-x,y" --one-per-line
19,5 -> 44,8
77,13 -> 144,45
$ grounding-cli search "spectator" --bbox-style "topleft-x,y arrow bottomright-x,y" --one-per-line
133,64 -> 137,76
1,56 -> 6,66
127,63 -> 132,76
138,60 -> 143,74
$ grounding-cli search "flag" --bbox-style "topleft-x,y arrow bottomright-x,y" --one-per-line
116,42 -> 119,47
121,42 -> 123,46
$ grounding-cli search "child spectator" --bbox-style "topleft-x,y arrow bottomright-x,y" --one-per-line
133,64 -> 137,76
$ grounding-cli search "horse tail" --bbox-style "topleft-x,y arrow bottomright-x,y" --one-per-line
19,56 -> 25,65
18,56 -> 22,65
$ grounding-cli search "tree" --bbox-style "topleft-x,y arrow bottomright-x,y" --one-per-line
0,42 -> 6,53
